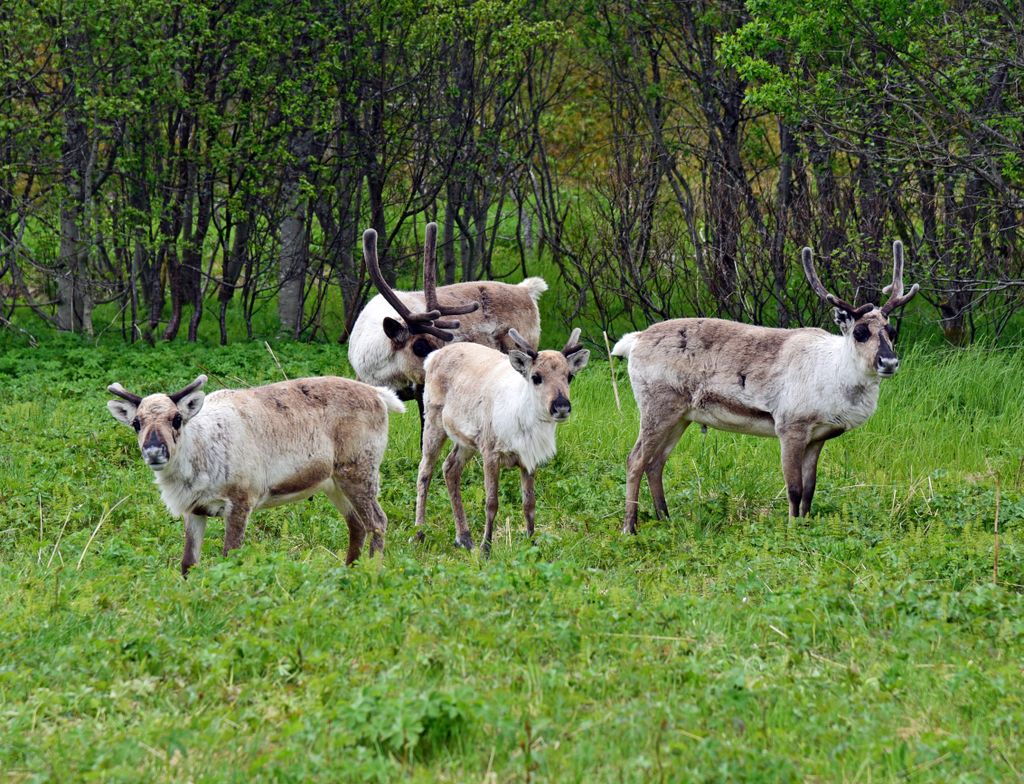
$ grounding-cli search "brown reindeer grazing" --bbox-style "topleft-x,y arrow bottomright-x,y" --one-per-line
612,241 -> 919,531
106,374 -> 404,574
414,328 -> 590,553
348,224 -> 547,427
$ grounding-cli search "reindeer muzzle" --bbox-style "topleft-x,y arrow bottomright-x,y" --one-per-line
876,357 -> 900,377
142,432 -> 169,470
875,340 -> 899,377
550,394 -> 572,421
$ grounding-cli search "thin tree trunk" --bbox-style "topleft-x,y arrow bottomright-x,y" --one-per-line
443,186 -> 458,284
56,37 -> 92,334
277,101 -> 317,337
771,120 -> 796,327
219,208 -> 251,345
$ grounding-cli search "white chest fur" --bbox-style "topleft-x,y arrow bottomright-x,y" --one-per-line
491,388 -> 558,473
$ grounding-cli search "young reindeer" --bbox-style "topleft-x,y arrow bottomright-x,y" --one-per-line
106,374 -> 404,574
613,241 -> 919,532
348,224 -> 548,424
414,328 -> 590,552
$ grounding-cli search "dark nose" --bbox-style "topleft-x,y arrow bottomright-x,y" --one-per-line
876,341 -> 899,374
878,356 -> 900,374
550,393 -> 571,417
141,429 -> 168,463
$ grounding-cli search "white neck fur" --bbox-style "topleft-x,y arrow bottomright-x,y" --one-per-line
492,377 -> 559,473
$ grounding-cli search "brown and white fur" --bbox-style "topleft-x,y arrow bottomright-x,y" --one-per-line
612,241 -> 919,531
106,374 -> 404,574
414,328 -> 590,552
348,278 -> 548,390
348,224 -> 547,407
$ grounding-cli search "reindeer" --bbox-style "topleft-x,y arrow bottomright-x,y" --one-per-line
414,328 -> 590,553
612,241 -> 919,532
106,374 -> 404,574
348,224 -> 548,426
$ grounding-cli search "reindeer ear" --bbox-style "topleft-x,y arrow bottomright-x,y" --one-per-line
509,350 -> 533,378
382,317 -> 410,345
107,399 -> 138,426
175,389 -> 206,422
565,348 -> 590,374
833,307 -> 854,334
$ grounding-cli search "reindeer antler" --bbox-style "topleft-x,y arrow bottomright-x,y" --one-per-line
421,222 -> 478,329
169,375 -> 207,403
507,328 -> 538,359
363,228 -> 456,341
107,382 -> 142,405
880,240 -> 920,314
801,247 -> 874,317
562,327 -> 584,356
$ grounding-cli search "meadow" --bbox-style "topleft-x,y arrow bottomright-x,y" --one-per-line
0,330 -> 1022,782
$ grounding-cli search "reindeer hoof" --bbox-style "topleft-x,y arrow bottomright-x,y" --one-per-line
454,532 -> 474,550
410,530 -> 426,544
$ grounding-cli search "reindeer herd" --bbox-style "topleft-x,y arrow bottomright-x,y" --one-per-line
107,225 -> 918,575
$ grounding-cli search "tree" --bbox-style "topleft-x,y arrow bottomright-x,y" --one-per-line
724,0 -> 1024,341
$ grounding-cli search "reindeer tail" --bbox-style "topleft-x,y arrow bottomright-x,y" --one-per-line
517,277 -> 549,302
611,332 -> 639,359
375,387 -> 406,413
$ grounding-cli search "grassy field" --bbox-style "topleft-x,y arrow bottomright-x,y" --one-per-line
1,331 -> 1022,782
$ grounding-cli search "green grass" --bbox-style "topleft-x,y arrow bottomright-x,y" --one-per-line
1,331 -> 1022,782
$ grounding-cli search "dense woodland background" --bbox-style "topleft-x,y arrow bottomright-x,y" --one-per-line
1,0 -> 1022,346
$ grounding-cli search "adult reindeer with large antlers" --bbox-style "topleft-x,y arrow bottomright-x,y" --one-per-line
613,241 -> 919,532
348,223 -> 548,425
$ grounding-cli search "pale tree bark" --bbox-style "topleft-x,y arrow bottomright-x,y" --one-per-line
277,127 -> 313,338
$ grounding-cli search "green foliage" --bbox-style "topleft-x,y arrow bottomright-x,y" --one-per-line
722,0 -> 1022,184
0,329 -> 1022,780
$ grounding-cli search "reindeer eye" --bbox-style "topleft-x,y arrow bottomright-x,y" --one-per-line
131,417 -> 141,432
886,325 -> 897,342
412,338 -> 434,358
532,373 -> 542,385
172,413 -> 183,429
853,324 -> 870,343
568,373 -> 575,383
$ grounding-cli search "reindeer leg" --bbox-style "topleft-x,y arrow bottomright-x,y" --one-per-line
520,468 -> 536,538
182,512 -> 207,577
645,421 -> 689,520
414,404 -> 448,542
624,415 -> 687,534
624,436 -> 648,535
326,481 -> 382,564
443,444 -> 475,550
481,454 -> 501,556
414,385 -> 425,444
800,439 -> 827,517
324,484 -> 354,551
222,497 -> 251,555
343,509 -> 369,565
366,498 -> 389,557
646,458 -> 671,520
343,493 -> 377,564
779,430 -> 810,518
370,500 -> 389,557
